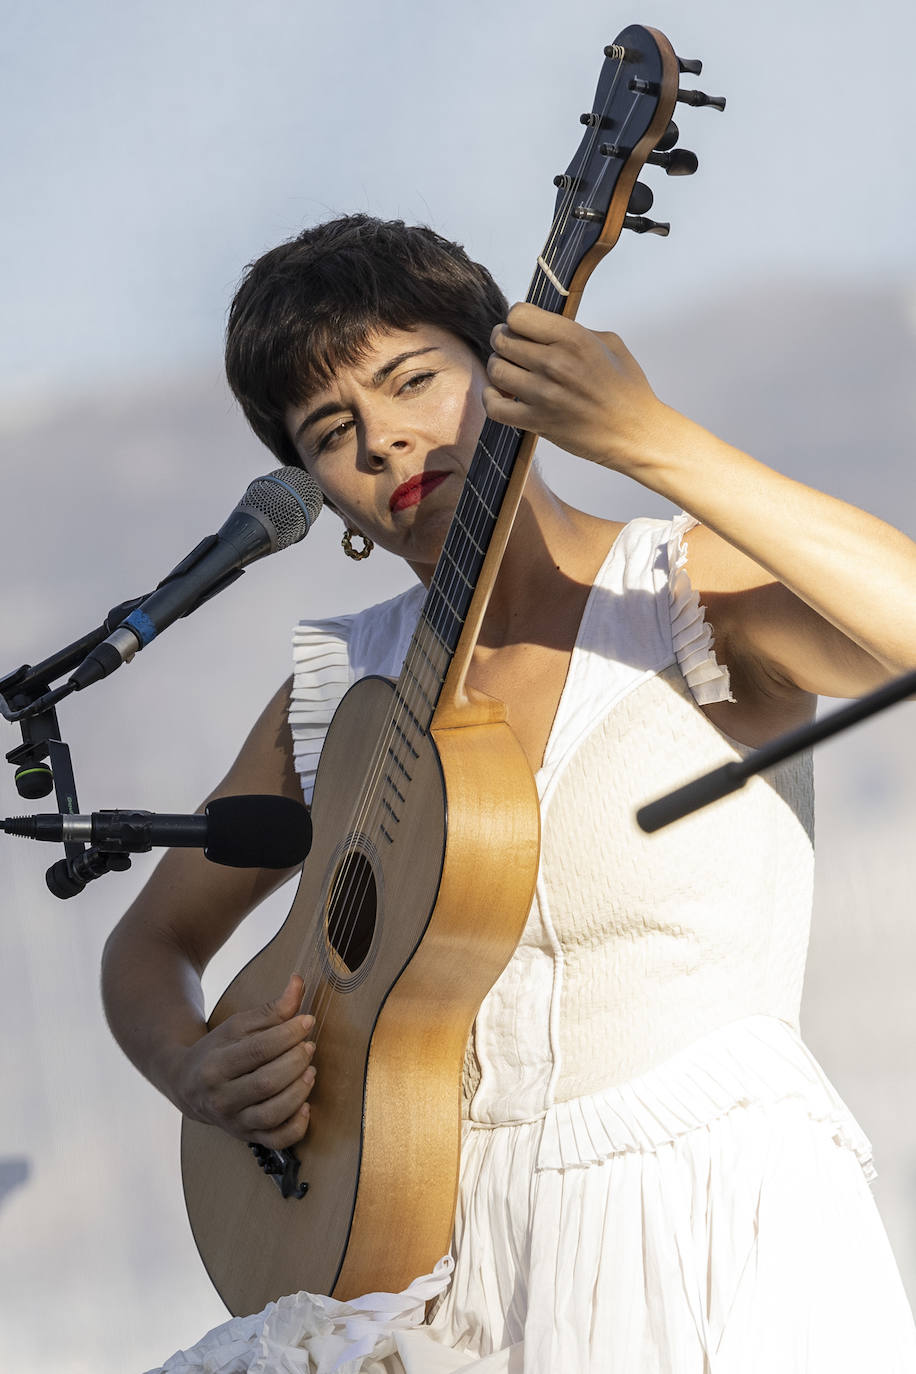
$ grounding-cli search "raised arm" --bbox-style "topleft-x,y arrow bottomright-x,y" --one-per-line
101,676 -> 317,1149
485,304 -> 916,738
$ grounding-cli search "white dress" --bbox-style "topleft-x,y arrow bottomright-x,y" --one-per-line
152,516 -> 916,1374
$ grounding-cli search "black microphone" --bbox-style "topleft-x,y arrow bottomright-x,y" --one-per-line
68,467 -> 323,690
3,794 -> 311,869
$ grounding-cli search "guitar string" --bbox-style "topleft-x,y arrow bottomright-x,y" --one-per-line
298,53 -> 657,1050
301,56 -> 642,1024
300,53 -> 636,1036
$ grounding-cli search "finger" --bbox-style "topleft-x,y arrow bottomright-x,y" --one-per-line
232,975 -> 311,1036
236,1065 -> 317,1136
486,352 -> 554,402
218,1039 -> 316,1112
216,1017 -> 315,1082
502,302 -> 577,344
489,324 -> 544,371
247,1100 -> 312,1150
482,385 -> 538,430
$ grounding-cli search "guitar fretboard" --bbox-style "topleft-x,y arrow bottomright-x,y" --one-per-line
393,272 -> 569,733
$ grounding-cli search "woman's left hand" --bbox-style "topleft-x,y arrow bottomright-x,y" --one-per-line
483,302 -> 669,474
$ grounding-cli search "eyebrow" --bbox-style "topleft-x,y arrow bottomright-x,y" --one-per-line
293,346 -> 440,443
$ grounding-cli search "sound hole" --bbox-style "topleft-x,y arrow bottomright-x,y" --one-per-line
326,850 -> 377,973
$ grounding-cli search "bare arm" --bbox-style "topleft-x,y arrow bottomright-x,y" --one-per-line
485,305 -> 916,725
101,676 -> 317,1147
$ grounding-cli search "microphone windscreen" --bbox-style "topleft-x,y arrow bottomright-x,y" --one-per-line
204,794 -> 312,869
239,467 -> 324,552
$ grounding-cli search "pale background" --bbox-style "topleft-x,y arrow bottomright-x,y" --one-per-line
1,2 -> 915,1370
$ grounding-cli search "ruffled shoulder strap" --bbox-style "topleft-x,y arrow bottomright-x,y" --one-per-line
666,513 -> 734,706
289,583 -> 424,805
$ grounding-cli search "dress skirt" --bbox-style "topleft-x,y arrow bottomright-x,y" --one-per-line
150,1016 -> 916,1374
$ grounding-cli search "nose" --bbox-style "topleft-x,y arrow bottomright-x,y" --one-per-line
360,403 -> 414,470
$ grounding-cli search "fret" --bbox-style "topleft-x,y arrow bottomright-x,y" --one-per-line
413,627 -> 449,679
439,543 -> 473,587
448,508 -> 486,553
420,617 -> 449,653
392,719 -> 420,758
463,479 -> 498,521
476,437 -> 513,481
396,697 -> 426,736
402,662 -> 435,711
422,591 -> 462,651
386,745 -> 412,782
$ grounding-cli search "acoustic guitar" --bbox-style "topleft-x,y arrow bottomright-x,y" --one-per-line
181,23 -> 723,1315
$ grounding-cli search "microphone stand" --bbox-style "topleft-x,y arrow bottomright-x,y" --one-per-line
637,668 -> 916,833
0,597 -> 150,896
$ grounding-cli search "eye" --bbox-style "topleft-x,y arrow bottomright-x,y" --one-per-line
314,418 -> 354,454
398,370 -> 436,394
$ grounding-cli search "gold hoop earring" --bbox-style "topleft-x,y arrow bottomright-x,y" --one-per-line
342,528 -> 373,561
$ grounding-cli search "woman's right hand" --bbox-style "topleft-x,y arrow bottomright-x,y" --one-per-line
174,974 -> 316,1148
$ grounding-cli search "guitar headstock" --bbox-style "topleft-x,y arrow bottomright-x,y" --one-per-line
533,24 -> 725,314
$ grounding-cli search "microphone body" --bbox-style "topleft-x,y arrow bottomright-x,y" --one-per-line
4,795 -> 312,869
69,467 -> 322,690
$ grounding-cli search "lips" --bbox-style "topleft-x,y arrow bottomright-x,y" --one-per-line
389,471 -> 450,512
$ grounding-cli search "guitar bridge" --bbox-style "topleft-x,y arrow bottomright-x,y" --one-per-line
247,1143 -> 309,1199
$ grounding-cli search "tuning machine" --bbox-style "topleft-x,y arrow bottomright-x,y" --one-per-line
676,88 -> 726,111
646,148 -> 698,176
623,215 -> 670,237
627,182 -> 654,216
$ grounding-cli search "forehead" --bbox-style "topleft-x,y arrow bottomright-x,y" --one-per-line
311,323 -> 464,398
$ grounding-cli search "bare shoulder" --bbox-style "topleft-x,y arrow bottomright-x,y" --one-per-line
214,675 -> 301,804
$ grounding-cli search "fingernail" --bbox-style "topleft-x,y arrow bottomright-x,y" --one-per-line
303,1066 -> 316,1084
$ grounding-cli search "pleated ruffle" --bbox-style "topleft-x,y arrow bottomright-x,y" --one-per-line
666,513 -> 735,706
534,1014 -> 875,1180
290,618 -> 353,806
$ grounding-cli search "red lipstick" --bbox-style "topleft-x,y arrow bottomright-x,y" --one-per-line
389,471 -> 449,512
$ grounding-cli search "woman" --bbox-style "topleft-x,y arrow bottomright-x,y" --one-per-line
104,216 -> 916,1371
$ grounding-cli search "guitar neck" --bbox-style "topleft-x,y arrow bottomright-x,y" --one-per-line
395,264 -> 571,733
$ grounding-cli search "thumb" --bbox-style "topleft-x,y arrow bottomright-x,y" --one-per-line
250,973 -> 305,1028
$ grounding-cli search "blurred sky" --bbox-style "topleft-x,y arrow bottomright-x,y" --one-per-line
4,0 -> 915,410
2,3 -> 916,1368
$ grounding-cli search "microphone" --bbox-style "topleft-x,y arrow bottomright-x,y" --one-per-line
68,466 -> 323,690
3,794 -> 312,869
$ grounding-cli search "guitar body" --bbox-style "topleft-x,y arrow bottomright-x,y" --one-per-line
181,673 -> 540,1314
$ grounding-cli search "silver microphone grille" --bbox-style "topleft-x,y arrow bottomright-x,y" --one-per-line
240,466 -> 324,551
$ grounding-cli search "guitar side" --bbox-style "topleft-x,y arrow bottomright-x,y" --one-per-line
181,673 -> 540,1314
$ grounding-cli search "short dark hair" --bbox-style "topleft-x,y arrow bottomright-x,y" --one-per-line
225,214 -> 508,468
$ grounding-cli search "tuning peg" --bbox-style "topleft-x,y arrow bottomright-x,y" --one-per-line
676,88 -> 726,111
646,147 -> 699,176
624,215 -> 670,237
676,56 -> 703,75
554,173 -> 584,191
627,182 -> 654,216
580,111 -> 614,129
572,205 -> 604,223
655,121 -> 680,152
